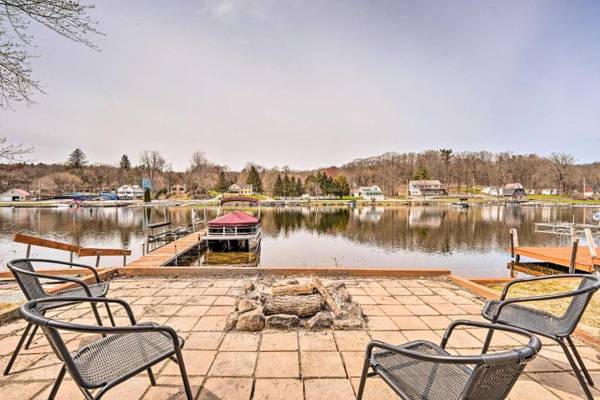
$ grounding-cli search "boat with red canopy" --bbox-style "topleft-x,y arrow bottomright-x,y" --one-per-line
204,197 -> 261,251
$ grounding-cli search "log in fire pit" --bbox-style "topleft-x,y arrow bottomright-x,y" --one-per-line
226,277 -> 366,331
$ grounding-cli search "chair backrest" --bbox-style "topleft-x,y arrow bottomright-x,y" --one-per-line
7,259 -> 48,300
461,356 -> 528,399
562,276 -> 600,334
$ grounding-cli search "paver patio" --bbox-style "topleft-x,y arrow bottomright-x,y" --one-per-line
0,276 -> 599,399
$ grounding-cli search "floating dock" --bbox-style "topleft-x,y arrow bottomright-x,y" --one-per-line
509,246 -> 597,273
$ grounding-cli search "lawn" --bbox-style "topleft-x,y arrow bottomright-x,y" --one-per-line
488,277 -> 600,337
527,194 -> 600,205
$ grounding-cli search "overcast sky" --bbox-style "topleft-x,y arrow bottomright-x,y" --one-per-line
2,0 -> 600,170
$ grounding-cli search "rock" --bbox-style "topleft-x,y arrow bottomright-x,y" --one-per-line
340,303 -> 364,320
237,298 -> 258,313
242,280 -> 255,294
265,314 -> 300,329
225,312 -> 240,331
306,311 -> 334,330
236,310 -> 265,332
333,318 -> 364,330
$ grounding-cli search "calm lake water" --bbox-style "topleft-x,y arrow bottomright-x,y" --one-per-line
1,205 -> 597,277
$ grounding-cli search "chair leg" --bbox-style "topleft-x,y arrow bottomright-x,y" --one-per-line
48,365 -> 66,400
558,339 -> 594,400
3,322 -> 32,375
566,336 -> 594,386
356,357 -> 371,400
90,303 -> 104,327
104,303 -> 116,327
175,351 -> 194,400
147,367 -> 156,386
481,329 -> 494,353
24,323 -> 39,350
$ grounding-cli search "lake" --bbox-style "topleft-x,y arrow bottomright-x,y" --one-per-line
0,205 -> 597,277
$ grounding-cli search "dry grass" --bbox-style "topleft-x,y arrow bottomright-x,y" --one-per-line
488,278 -> 600,336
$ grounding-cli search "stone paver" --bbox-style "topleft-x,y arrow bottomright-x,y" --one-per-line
0,276 -> 596,400
256,351 -> 300,378
254,379 -> 304,400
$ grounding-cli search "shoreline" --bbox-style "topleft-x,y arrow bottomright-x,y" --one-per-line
2,197 -> 599,209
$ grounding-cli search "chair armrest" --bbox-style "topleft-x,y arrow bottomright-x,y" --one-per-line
500,274 -> 590,300
14,269 -> 93,297
365,340 -> 486,366
26,296 -> 138,326
22,297 -> 179,349
441,320 -> 541,356
490,284 -> 597,321
27,258 -> 101,283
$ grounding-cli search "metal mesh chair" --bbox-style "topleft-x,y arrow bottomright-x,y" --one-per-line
481,274 -> 600,399
20,297 -> 193,400
4,258 -> 114,375
357,320 -> 541,400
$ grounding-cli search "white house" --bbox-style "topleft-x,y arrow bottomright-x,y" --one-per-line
117,185 -> 144,199
0,188 -> 31,202
228,183 -> 254,195
541,188 -> 559,195
352,185 -> 384,201
408,180 -> 447,196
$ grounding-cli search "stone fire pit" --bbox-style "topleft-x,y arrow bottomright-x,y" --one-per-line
226,277 -> 366,331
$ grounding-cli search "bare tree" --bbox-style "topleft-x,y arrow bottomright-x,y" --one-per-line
549,153 -> 574,194
0,137 -> 32,160
139,150 -> 165,190
0,0 -> 101,108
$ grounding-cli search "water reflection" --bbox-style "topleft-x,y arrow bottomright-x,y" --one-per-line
0,205 -> 593,276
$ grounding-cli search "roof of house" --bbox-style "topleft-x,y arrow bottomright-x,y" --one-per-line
2,188 -> 31,197
504,183 -> 524,189
208,211 -> 259,227
357,185 -> 382,192
409,180 -> 442,186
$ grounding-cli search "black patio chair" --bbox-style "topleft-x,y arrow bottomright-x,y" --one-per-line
357,320 -> 541,400
20,297 -> 193,400
4,258 -> 114,375
481,274 -> 600,399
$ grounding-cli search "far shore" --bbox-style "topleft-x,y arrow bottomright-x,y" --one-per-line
2,195 -> 599,209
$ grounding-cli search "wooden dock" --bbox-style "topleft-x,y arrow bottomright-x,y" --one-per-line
126,230 -> 206,268
510,246 -> 597,273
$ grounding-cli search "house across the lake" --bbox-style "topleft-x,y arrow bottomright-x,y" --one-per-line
0,188 -> 32,202
503,183 -> 526,200
352,185 -> 385,201
541,188 -> 559,195
117,185 -> 144,199
228,183 -> 254,195
170,184 -> 187,196
408,180 -> 447,196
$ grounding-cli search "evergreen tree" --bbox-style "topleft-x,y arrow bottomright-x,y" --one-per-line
245,165 -> 263,193
272,174 -> 284,197
143,188 -> 151,202
119,154 -> 131,170
283,173 -> 291,196
295,177 -> 304,196
215,171 -> 230,193
66,148 -> 87,169
413,165 -> 430,180
333,175 -> 350,197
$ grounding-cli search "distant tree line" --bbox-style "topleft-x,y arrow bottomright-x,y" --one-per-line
0,148 -> 599,197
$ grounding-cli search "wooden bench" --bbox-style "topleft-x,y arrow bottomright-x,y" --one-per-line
13,233 -> 131,267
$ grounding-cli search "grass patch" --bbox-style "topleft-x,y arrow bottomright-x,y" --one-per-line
527,194 -> 600,205
488,278 -> 600,336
